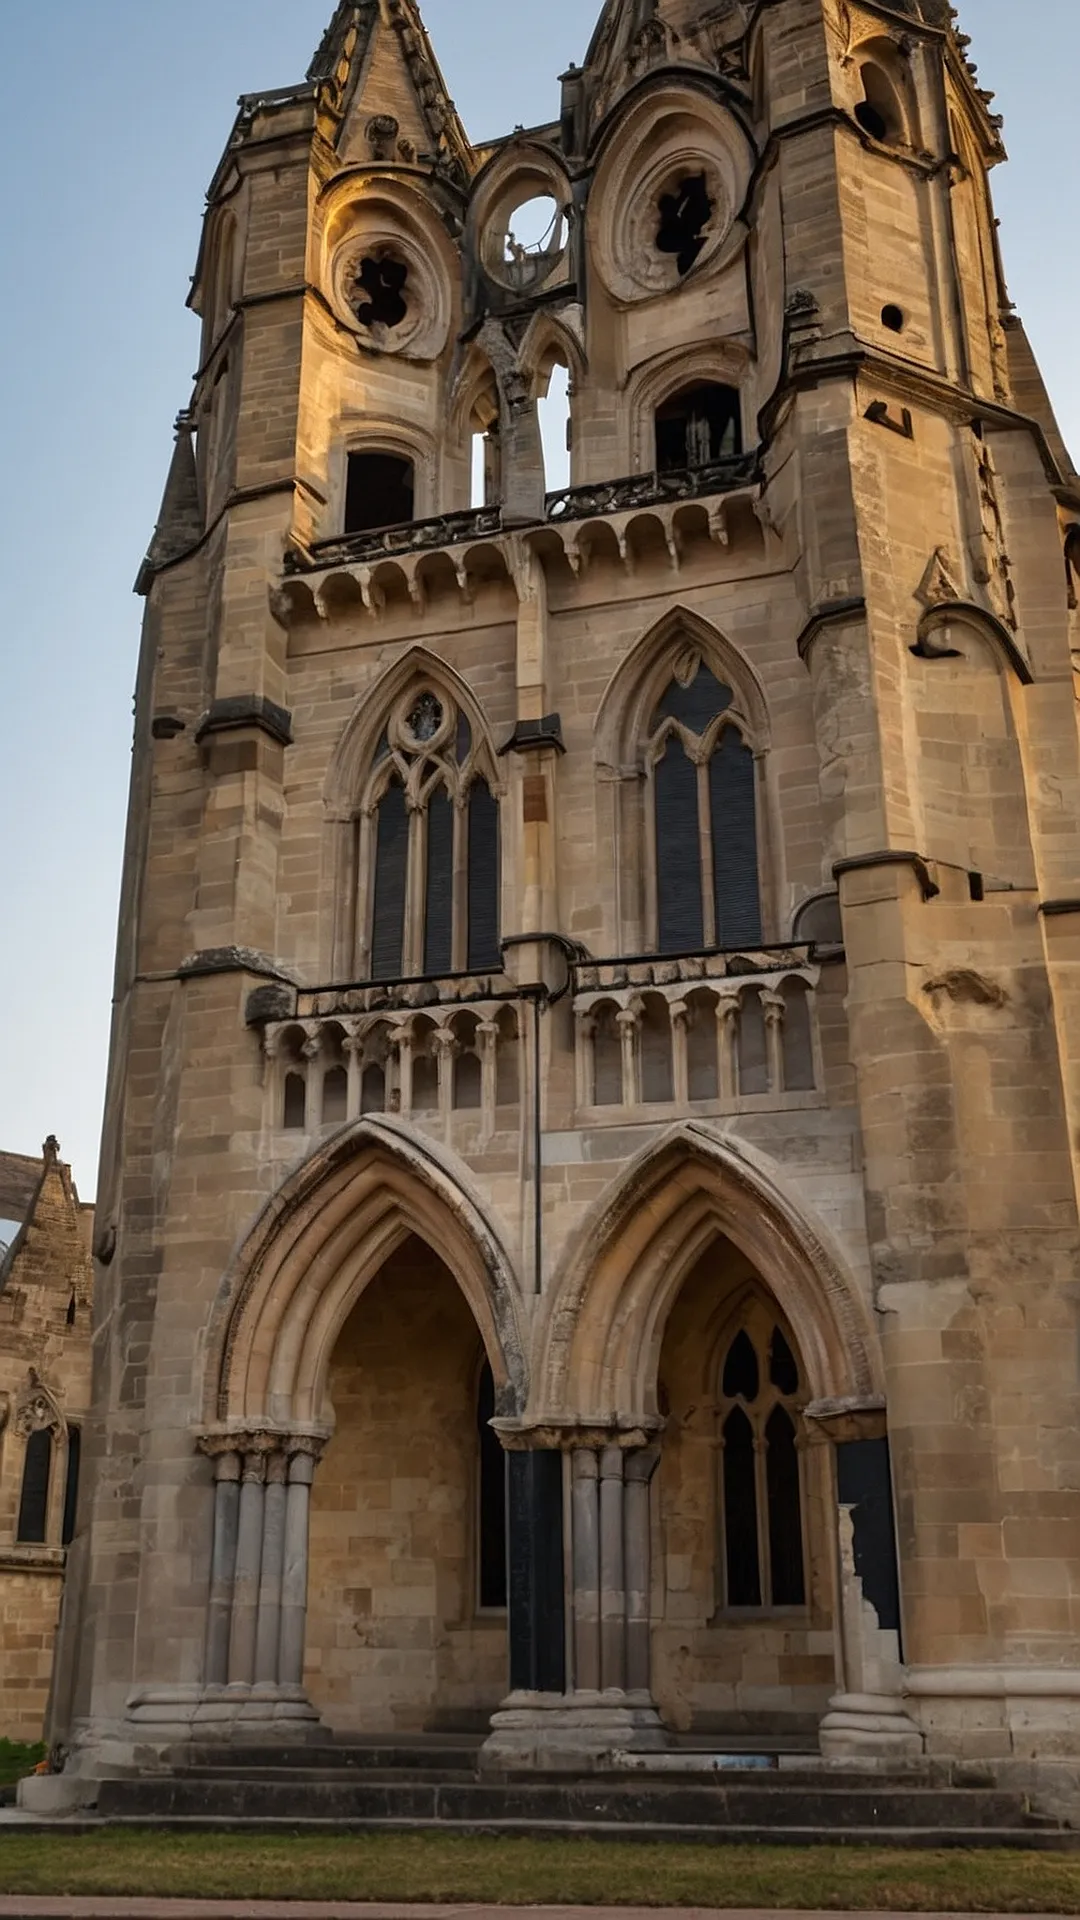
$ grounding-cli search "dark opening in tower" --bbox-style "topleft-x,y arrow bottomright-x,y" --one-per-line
656,173 -> 713,276
655,383 -> 743,474
344,452 -> 416,535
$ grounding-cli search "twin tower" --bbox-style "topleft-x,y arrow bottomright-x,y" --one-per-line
38,0 -> 1080,1809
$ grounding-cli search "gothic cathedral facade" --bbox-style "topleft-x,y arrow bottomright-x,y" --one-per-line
44,0 -> 1080,1806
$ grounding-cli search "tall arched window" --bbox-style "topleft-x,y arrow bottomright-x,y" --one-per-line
476,1361 -> 508,1611
362,685 -> 501,982
646,654 -> 762,954
17,1429 -> 53,1546
718,1304 -> 807,1611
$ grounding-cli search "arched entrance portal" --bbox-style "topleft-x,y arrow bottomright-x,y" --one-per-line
651,1241 -> 833,1739
307,1236 -> 507,1732
194,1120 -> 526,1739
484,1126 -> 915,1768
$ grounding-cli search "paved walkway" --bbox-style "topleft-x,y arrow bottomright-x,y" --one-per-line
0,1907 -> 1067,1920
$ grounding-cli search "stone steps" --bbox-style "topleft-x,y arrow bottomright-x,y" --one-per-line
95,1769 -> 1064,1842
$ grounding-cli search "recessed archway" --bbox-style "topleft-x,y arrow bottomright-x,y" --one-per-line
533,1121 -> 881,1429
206,1117 -> 527,1431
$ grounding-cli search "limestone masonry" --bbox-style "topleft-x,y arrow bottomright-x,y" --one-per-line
32,0 -> 1080,1815
0,1142 -> 92,1742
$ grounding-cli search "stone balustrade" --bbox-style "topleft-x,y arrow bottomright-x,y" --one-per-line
571,950 -> 821,1115
264,997 -> 522,1140
272,465 -> 766,630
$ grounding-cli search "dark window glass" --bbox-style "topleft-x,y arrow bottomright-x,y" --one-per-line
655,383 -> 742,472
723,1407 -> 761,1606
17,1429 -> 52,1545
477,1362 -> 508,1609
655,735 -> 704,954
283,1073 -> 306,1130
62,1426 -> 81,1549
371,780 -> 409,980
709,730 -> 762,948
423,786 -> 455,976
467,782 -> 501,971
766,1406 -> 806,1605
769,1328 -> 800,1396
345,452 -> 415,535
722,1329 -> 760,1402
651,663 -> 733,735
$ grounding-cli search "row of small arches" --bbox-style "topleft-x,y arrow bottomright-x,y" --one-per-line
582,979 -> 816,1110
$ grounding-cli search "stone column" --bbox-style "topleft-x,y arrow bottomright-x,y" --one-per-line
599,1446 -> 627,1691
571,1451 -> 601,1692
483,1431 -> 667,1772
669,1001 -> 690,1107
203,1447 -> 242,1689
761,988 -> 786,1098
716,993 -> 739,1102
617,1002 -> 641,1109
279,1442 -> 321,1691
624,1446 -> 661,1696
254,1449 -> 288,1688
227,1445 -> 269,1689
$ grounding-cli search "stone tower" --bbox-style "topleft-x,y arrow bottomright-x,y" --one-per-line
39,0 -> 1080,1806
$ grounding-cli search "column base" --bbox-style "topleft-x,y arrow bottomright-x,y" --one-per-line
125,1683 -> 329,1747
481,1689 -> 670,1772
819,1691 -> 925,1761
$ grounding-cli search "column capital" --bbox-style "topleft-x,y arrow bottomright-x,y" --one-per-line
196,1425 -> 331,1467
494,1416 -> 665,1454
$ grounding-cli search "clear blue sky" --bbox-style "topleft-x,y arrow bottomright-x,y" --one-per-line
0,1 -> 1076,1199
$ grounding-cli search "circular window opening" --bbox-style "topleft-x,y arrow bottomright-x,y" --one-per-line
499,195 -> 567,292
881,303 -> 905,333
406,692 -> 444,743
351,250 -> 409,330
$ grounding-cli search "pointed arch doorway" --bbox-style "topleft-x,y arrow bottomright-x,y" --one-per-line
193,1120 -> 528,1740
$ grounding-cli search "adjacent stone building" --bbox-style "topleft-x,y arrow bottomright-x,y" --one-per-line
37,0 -> 1080,1810
0,1142 -> 93,1742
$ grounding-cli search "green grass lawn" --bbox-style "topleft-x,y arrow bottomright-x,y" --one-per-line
2,1833 -> 1080,1908
0,1742 -> 45,1789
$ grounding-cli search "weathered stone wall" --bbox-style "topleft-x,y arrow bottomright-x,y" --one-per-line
0,1145 -> 93,1742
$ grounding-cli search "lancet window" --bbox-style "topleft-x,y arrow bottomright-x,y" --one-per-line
718,1305 -> 807,1611
646,653 -> 762,955
14,1387 -> 80,1550
358,684 -> 501,982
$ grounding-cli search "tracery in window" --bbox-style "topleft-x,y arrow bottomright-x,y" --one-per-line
361,684 -> 501,982
718,1304 -> 807,1611
646,652 -> 762,955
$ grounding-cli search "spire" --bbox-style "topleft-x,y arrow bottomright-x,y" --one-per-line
308,0 -> 472,187
136,416 -> 203,594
